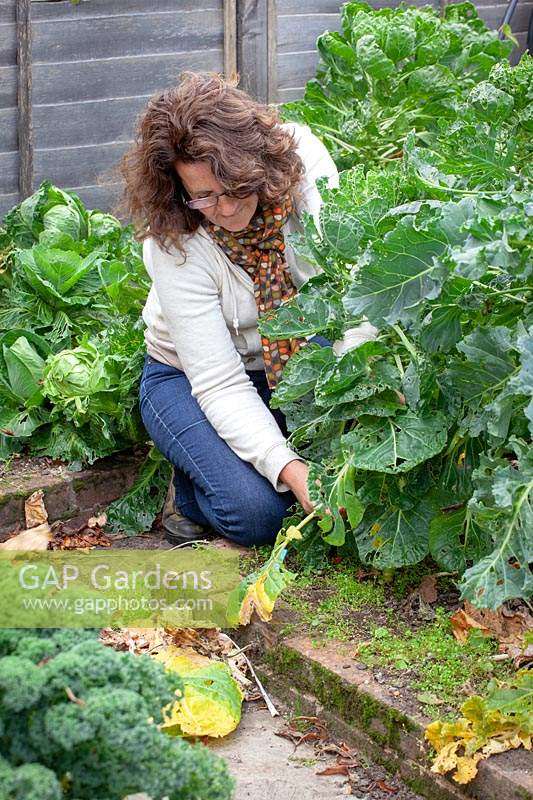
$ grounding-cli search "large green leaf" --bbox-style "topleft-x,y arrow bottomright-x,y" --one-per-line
270,345 -> 335,407
16,247 -> 100,308
418,278 -> 470,353
314,341 -> 389,401
342,411 -> 449,474
356,35 -> 395,80
308,462 -> 364,546
343,202 -> 471,326
2,337 -> 45,403
0,406 -> 48,439
429,505 -> 492,572
354,495 -> 434,568
459,445 -> 533,607
510,324 -> 533,435
258,294 -> 332,339
444,326 -> 516,407
105,447 -> 172,536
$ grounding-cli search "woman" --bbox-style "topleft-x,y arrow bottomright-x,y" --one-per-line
118,72 -> 339,547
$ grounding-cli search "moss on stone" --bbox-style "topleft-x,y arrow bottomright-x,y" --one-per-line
264,643 -> 414,750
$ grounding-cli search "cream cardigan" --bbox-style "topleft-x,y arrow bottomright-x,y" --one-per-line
141,122 -> 339,491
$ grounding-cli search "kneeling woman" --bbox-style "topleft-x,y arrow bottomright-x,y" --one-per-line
119,72 -> 338,547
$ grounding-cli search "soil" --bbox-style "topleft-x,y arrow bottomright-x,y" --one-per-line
0,454 -> 63,488
279,563 -> 513,723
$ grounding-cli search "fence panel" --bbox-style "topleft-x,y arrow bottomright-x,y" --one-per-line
0,0 -> 226,218
0,0 -> 530,218
0,0 -> 18,216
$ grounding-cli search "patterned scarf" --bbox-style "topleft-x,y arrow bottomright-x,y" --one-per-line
204,195 -> 305,388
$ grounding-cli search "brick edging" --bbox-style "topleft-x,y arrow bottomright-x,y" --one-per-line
0,451 -> 145,539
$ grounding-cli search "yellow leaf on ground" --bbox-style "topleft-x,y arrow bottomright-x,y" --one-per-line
430,740 -> 462,774
453,754 -> 483,784
153,645 -> 243,739
426,670 -> 532,784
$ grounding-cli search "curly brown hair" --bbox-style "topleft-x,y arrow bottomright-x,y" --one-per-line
115,72 -> 305,254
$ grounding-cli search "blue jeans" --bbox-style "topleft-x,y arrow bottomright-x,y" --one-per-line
139,357 -> 293,546
139,339 -> 330,547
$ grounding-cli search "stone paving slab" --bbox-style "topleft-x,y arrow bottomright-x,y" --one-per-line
0,451 -> 144,538
126,700 -> 426,800
236,607 -> 533,800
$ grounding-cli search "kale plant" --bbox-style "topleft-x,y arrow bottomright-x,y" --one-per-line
0,629 -> 234,800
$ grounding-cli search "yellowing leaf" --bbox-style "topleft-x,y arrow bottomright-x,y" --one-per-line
426,670 -> 533,784
226,524 -> 299,626
0,522 -> 51,550
430,740 -> 462,774
154,645 -> 243,739
25,489 -> 48,528
285,525 -> 303,543
453,754 -> 483,784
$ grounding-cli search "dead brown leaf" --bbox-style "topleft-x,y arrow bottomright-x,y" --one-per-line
24,489 -> 48,528
48,520 -> 112,550
87,513 -> 107,528
510,643 -> 533,670
276,715 -> 329,749
0,523 -> 51,550
451,601 -> 533,658
65,686 -> 85,706
371,778 -> 398,794
100,627 -> 168,655
317,765 -> 351,777
450,607 -> 492,644
101,625 -> 255,699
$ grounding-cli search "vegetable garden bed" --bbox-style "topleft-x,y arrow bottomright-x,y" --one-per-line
235,600 -> 533,800
0,1 -> 532,798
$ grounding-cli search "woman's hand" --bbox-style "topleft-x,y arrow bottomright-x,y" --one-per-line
279,459 -> 314,513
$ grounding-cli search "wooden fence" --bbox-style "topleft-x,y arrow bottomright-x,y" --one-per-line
0,0 -> 530,218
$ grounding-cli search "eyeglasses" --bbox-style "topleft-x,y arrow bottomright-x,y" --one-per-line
182,189 -> 248,211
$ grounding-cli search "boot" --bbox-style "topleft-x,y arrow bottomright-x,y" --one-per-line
162,472 -> 212,545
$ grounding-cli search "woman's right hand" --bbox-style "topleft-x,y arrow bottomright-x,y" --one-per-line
279,459 -> 314,514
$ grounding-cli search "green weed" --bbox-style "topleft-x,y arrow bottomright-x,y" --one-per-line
358,608 -> 514,715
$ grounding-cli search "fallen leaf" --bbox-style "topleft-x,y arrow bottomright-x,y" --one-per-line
450,607 -> 491,644
416,692 -> 445,706
510,643 -> 533,670
88,512 -> 107,528
372,778 -> 398,794
48,519 -> 112,550
0,523 -> 51,550
426,670 -> 532,784
24,489 -> 48,528
154,644 -> 244,738
65,686 -> 85,706
451,601 -> 533,657
317,765 -> 350,777
452,754 -> 483,785
100,626 -> 168,654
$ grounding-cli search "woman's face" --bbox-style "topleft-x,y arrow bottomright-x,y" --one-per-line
175,159 -> 259,231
